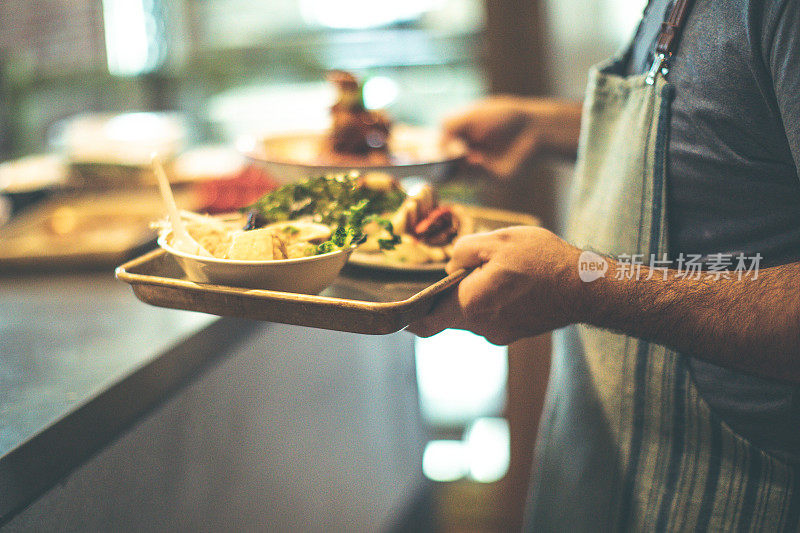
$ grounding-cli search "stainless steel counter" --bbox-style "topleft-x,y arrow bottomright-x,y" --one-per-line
0,271 -> 217,459
0,270 -> 228,521
0,269 -> 428,530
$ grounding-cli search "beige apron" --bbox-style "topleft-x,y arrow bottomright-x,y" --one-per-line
525,2 -> 800,530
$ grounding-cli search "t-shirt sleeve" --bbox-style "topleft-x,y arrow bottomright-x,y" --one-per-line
764,0 -> 800,178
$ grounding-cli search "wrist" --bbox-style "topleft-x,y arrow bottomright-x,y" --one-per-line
557,245 -> 597,326
568,251 -> 621,327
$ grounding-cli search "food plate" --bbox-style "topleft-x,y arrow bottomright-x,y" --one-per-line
116,248 -> 467,335
348,252 -> 448,272
241,124 -> 466,183
348,204 -> 540,272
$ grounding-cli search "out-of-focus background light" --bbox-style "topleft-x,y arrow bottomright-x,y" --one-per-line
300,0 -> 445,29
423,440 -> 469,482
362,76 -> 400,110
464,417 -> 510,483
421,417 -> 510,483
416,329 -> 510,484
415,329 -> 508,427
102,0 -> 163,76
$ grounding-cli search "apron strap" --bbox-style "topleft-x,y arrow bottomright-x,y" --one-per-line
656,0 -> 695,56
646,0 -> 696,85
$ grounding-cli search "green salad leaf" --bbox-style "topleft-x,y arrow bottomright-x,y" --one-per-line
242,172 -> 405,227
372,218 -> 402,250
316,199 -> 369,253
242,172 -> 406,255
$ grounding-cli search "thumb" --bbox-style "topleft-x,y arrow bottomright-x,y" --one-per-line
446,232 -> 496,274
442,111 -> 474,145
405,289 -> 464,338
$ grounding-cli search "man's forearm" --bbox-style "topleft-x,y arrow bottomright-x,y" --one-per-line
531,98 -> 582,156
578,260 -> 800,383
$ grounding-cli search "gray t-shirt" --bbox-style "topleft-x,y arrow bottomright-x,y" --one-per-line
628,0 -> 800,460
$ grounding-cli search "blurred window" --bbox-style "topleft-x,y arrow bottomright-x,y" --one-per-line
299,0 -> 445,29
186,0 -> 486,141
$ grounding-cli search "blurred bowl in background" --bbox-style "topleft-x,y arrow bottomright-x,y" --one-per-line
0,153 -> 68,214
171,145 -> 247,184
49,112 -> 187,189
240,124 -> 466,184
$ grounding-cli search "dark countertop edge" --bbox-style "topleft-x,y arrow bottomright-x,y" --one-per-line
0,316 -> 262,526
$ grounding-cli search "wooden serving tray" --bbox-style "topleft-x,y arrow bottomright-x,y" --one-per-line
115,205 -> 539,334
116,248 -> 466,334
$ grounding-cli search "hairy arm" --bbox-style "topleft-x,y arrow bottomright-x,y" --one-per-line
408,227 -> 800,384
581,259 -> 800,382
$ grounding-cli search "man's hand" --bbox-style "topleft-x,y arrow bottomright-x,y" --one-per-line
408,225 -> 800,383
443,96 -> 582,180
407,226 -> 583,345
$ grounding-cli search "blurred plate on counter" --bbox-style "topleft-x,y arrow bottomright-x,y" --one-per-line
0,189 -> 200,270
348,251 -> 447,272
0,153 -> 67,194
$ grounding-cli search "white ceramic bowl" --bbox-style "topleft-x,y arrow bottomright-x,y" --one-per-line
158,231 -> 353,294
240,124 -> 466,184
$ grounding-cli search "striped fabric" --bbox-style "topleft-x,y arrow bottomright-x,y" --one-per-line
587,333 -> 800,531
533,57 -> 800,531
612,339 -> 800,531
